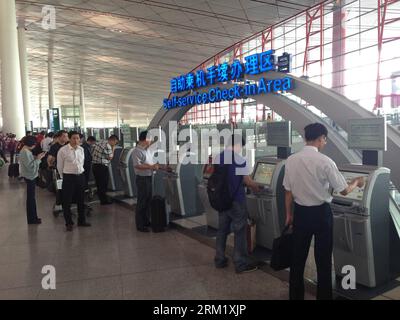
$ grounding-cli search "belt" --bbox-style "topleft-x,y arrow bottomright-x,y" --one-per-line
294,202 -> 330,209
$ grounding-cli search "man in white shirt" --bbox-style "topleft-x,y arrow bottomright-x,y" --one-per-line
132,131 -> 159,232
40,132 -> 54,152
283,123 -> 364,300
57,131 -> 91,231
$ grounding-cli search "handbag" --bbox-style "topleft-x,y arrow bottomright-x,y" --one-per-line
270,225 -> 294,271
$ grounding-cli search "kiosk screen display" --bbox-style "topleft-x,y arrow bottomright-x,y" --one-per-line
332,171 -> 369,201
253,162 -> 276,186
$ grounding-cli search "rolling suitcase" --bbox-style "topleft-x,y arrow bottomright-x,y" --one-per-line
150,196 -> 167,233
8,163 -> 19,178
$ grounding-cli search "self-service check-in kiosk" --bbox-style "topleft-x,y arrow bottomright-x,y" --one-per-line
331,164 -> 400,288
119,148 -> 136,198
108,146 -> 124,191
246,158 -> 286,249
163,164 -> 182,215
163,155 -> 204,217
332,117 -> 400,288
198,162 -> 219,229
246,121 -> 291,249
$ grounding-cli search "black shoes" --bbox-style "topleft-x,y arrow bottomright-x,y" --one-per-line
66,222 -> 91,231
28,218 -> 42,225
215,258 -> 229,269
137,227 -> 150,233
235,263 -> 259,274
78,222 -> 91,227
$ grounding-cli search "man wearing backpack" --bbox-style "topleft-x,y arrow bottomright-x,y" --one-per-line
213,134 -> 260,273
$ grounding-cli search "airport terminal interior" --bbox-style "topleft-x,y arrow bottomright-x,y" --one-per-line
1,0 -> 400,301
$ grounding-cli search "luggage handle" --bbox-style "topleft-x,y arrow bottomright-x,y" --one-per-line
281,224 -> 292,236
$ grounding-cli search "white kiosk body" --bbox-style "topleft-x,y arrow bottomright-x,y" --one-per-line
198,163 -> 219,229
118,148 -> 136,198
246,157 -> 286,250
108,146 -> 124,191
331,164 -> 393,288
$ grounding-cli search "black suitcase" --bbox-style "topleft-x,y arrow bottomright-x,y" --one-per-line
150,196 -> 167,233
8,163 -> 19,178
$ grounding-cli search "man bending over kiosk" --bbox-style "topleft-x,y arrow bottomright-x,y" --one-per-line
132,131 -> 159,233
283,123 -> 364,300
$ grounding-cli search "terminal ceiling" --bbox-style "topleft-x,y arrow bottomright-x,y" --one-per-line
12,0 -> 321,127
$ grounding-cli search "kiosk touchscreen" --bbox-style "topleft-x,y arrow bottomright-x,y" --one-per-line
253,162 -> 276,187
332,171 -> 369,202
246,158 -> 286,250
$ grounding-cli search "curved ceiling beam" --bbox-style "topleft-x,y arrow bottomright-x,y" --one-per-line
247,71 -> 400,190
149,88 -> 361,166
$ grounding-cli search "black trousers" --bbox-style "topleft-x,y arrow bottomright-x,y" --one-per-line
289,202 -> 333,300
25,178 -> 38,223
135,176 -> 152,229
92,164 -> 109,203
0,149 -> 7,162
62,174 -> 86,226
9,151 -> 15,164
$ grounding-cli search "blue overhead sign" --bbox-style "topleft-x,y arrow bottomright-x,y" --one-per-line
163,50 -> 293,110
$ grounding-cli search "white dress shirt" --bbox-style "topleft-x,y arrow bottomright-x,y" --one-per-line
283,146 -> 348,206
41,137 -> 53,152
132,144 -> 154,176
57,144 -> 85,178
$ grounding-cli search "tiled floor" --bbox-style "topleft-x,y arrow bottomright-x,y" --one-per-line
0,168 -> 301,300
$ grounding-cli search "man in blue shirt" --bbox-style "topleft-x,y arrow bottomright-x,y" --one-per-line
215,134 -> 260,273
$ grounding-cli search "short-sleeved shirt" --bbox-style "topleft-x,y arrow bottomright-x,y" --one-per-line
132,144 -> 154,176
41,137 -> 53,152
218,150 -> 250,204
283,146 -> 348,206
92,141 -> 113,166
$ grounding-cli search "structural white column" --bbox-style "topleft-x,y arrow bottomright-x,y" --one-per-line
79,82 -> 86,131
0,0 -> 26,138
48,60 -> 55,109
17,23 -> 32,131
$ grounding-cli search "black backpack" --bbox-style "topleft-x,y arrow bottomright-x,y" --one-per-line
207,164 -> 240,212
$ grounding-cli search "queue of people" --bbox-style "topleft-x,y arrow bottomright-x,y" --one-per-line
3,122 -> 367,299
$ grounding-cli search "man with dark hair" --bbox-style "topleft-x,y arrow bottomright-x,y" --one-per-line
47,130 -> 69,169
283,122 -> 365,300
214,134 -> 260,273
132,131 -> 159,232
92,135 -> 119,205
47,130 -> 69,208
57,131 -> 90,231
